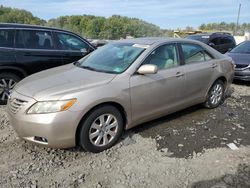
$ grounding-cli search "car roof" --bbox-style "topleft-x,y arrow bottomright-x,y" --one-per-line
114,37 -> 195,45
188,32 -> 232,37
0,23 -> 96,48
0,23 -> 72,33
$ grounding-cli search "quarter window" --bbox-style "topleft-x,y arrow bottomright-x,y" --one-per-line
181,44 -> 213,64
54,32 -> 88,51
0,29 -> 14,48
143,44 -> 178,70
15,30 -> 54,49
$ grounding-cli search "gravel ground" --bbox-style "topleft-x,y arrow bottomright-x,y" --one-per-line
0,82 -> 249,188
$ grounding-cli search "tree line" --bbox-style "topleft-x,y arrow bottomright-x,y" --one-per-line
0,5 -> 249,39
0,5 -> 45,25
47,15 -> 163,39
199,22 -> 250,35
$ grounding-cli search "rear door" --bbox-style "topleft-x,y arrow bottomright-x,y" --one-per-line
130,43 -> 186,124
179,43 -> 217,104
0,28 -> 16,67
14,29 -> 63,75
53,31 -> 93,64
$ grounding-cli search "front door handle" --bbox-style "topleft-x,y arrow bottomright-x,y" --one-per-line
176,72 -> 184,77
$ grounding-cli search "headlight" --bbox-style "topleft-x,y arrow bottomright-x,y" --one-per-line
27,99 -> 76,114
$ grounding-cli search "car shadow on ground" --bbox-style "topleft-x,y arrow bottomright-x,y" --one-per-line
191,163 -> 250,188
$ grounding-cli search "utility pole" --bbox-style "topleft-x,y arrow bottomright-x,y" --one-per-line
234,3 -> 241,35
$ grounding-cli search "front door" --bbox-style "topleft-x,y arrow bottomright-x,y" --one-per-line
130,43 -> 186,124
53,32 -> 92,64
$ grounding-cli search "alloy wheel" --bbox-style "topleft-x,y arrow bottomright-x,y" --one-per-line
210,83 -> 223,105
0,78 -> 16,101
89,114 -> 118,147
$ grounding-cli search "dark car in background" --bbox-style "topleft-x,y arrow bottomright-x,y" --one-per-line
0,23 -> 95,104
226,40 -> 250,81
186,32 -> 236,54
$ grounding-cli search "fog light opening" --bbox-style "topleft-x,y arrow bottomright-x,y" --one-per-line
34,136 -> 48,143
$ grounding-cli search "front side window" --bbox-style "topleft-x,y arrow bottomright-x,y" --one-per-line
181,44 -> 213,64
142,44 -> 178,70
15,30 -> 53,49
54,32 -> 89,51
0,29 -> 14,48
77,43 -> 145,74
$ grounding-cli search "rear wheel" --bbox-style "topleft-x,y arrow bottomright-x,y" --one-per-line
204,80 -> 225,109
78,105 -> 124,153
0,73 -> 20,105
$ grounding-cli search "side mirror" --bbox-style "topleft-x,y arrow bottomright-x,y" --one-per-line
208,42 -> 215,47
137,64 -> 158,75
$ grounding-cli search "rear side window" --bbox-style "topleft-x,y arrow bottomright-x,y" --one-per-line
0,29 -> 14,48
181,44 -> 213,64
54,32 -> 89,51
15,30 -> 54,49
221,37 -> 233,44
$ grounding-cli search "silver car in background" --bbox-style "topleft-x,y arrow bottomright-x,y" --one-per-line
7,38 -> 234,153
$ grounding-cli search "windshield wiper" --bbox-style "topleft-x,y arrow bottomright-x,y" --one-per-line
81,65 -> 117,74
81,65 -> 99,71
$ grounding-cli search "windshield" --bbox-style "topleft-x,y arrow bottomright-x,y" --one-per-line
230,41 -> 250,53
186,35 -> 210,43
77,43 -> 146,74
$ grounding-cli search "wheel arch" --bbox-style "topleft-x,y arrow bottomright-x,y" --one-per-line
0,67 -> 27,79
75,101 -> 128,146
206,76 -> 227,95
216,76 -> 227,86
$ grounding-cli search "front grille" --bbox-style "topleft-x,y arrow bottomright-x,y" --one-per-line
8,98 -> 27,114
235,64 -> 249,69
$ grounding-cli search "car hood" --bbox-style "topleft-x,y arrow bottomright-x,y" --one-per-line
226,52 -> 250,65
14,64 -> 116,100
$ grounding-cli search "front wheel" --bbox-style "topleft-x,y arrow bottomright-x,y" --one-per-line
78,105 -> 124,153
204,80 -> 225,109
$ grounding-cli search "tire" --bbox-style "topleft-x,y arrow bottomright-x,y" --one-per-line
204,80 -> 225,109
0,73 -> 21,105
78,105 -> 124,153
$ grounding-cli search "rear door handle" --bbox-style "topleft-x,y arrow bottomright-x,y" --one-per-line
176,72 -> 184,77
24,52 -> 32,56
211,63 -> 218,68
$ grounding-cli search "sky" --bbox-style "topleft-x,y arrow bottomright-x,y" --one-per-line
0,0 -> 250,29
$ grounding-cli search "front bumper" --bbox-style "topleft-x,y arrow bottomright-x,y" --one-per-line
7,91 -> 82,148
234,69 -> 250,81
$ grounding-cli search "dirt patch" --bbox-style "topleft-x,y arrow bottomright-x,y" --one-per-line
133,84 -> 250,158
